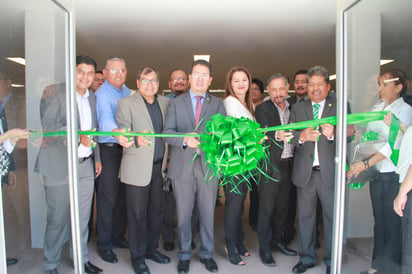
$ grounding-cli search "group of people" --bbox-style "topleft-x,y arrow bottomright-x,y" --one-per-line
3,54 -> 412,274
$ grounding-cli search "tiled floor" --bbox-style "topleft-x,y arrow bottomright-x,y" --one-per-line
3,179 -> 372,274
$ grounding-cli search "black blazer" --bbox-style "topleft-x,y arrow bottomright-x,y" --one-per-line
255,100 -> 291,180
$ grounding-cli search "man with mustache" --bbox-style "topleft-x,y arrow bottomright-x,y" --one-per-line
166,68 -> 189,98
288,66 -> 336,274
255,73 -> 298,267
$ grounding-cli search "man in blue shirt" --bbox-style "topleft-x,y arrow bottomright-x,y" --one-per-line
95,57 -> 131,263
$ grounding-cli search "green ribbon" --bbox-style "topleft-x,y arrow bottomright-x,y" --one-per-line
26,110 -> 401,192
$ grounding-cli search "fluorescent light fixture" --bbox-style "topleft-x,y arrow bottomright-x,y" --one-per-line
329,74 -> 337,81
194,55 -> 210,62
380,59 -> 394,66
5,57 -> 26,66
11,83 -> 24,88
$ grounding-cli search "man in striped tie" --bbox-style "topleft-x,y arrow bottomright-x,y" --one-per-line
287,66 -> 336,274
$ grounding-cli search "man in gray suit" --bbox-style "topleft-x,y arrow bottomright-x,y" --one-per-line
115,66 -> 170,274
35,55 -> 102,274
163,60 -> 226,274
288,66 -> 336,274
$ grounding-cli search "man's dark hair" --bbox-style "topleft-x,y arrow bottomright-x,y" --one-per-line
76,55 -> 97,70
95,70 -> 103,74
136,66 -> 160,81
190,60 -> 212,76
252,78 -> 264,94
307,66 -> 329,84
169,68 -> 187,79
294,69 -> 308,80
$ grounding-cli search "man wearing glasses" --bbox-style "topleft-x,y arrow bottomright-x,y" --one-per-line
95,57 -> 130,263
166,68 -> 189,98
164,60 -> 226,274
115,66 -> 170,274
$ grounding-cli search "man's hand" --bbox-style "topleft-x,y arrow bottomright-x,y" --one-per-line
79,128 -> 97,148
113,128 -> 134,148
184,132 -> 200,148
299,127 -> 320,142
95,162 -> 102,178
320,123 -> 334,139
136,130 -> 152,147
276,130 -> 293,143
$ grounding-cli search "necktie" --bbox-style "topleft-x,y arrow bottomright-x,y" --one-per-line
195,96 -> 202,125
313,103 -> 320,142
313,103 -> 320,120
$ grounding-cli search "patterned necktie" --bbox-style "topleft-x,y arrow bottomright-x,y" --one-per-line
313,103 -> 320,143
313,103 -> 320,120
195,96 -> 202,125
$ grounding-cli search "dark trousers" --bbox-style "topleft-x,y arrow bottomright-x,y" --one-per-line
402,192 -> 412,274
126,162 -> 164,259
258,159 -> 293,253
283,183 -> 297,242
370,172 -> 402,273
96,144 -> 127,250
297,169 -> 333,266
248,182 -> 259,229
224,180 -> 248,249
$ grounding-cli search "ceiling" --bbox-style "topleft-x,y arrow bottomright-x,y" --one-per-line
75,0 -> 337,90
1,0 -> 411,91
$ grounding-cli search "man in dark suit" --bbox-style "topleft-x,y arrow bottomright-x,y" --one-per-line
35,55 -> 102,274
115,66 -> 170,274
163,60 -> 226,274
255,73 -> 298,267
288,66 -> 336,274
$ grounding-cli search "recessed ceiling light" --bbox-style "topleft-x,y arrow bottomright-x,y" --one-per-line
194,55 -> 210,62
380,59 -> 394,66
11,83 -> 24,88
5,57 -> 26,66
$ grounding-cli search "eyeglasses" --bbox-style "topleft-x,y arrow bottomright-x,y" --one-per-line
191,73 -> 209,79
140,79 -> 159,85
171,77 -> 187,83
106,68 -> 126,74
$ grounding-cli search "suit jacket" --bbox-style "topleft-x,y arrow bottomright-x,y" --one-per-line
255,100 -> 290,180
116,92 -> 169,187
163,92 -> 226,182
289,95 -> 336,187
35,83 -> 101,183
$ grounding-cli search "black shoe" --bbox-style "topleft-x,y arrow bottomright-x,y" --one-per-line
177,260 -> 190,274
191,240 -> 196,250
6,258 -> 17,266
163,241 -> 175,251
292,262 -> 315,273
326,266 -> 331,274
200,258 -> 218,273
84,261 -> 102,273
273,243 -> 297,256
45,269 -> 58,274
98,248 -> 118,263
146,250 -> 171,264
132,260 -> 149,274
113,239 -> 129,249
259,251 -> 276,266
